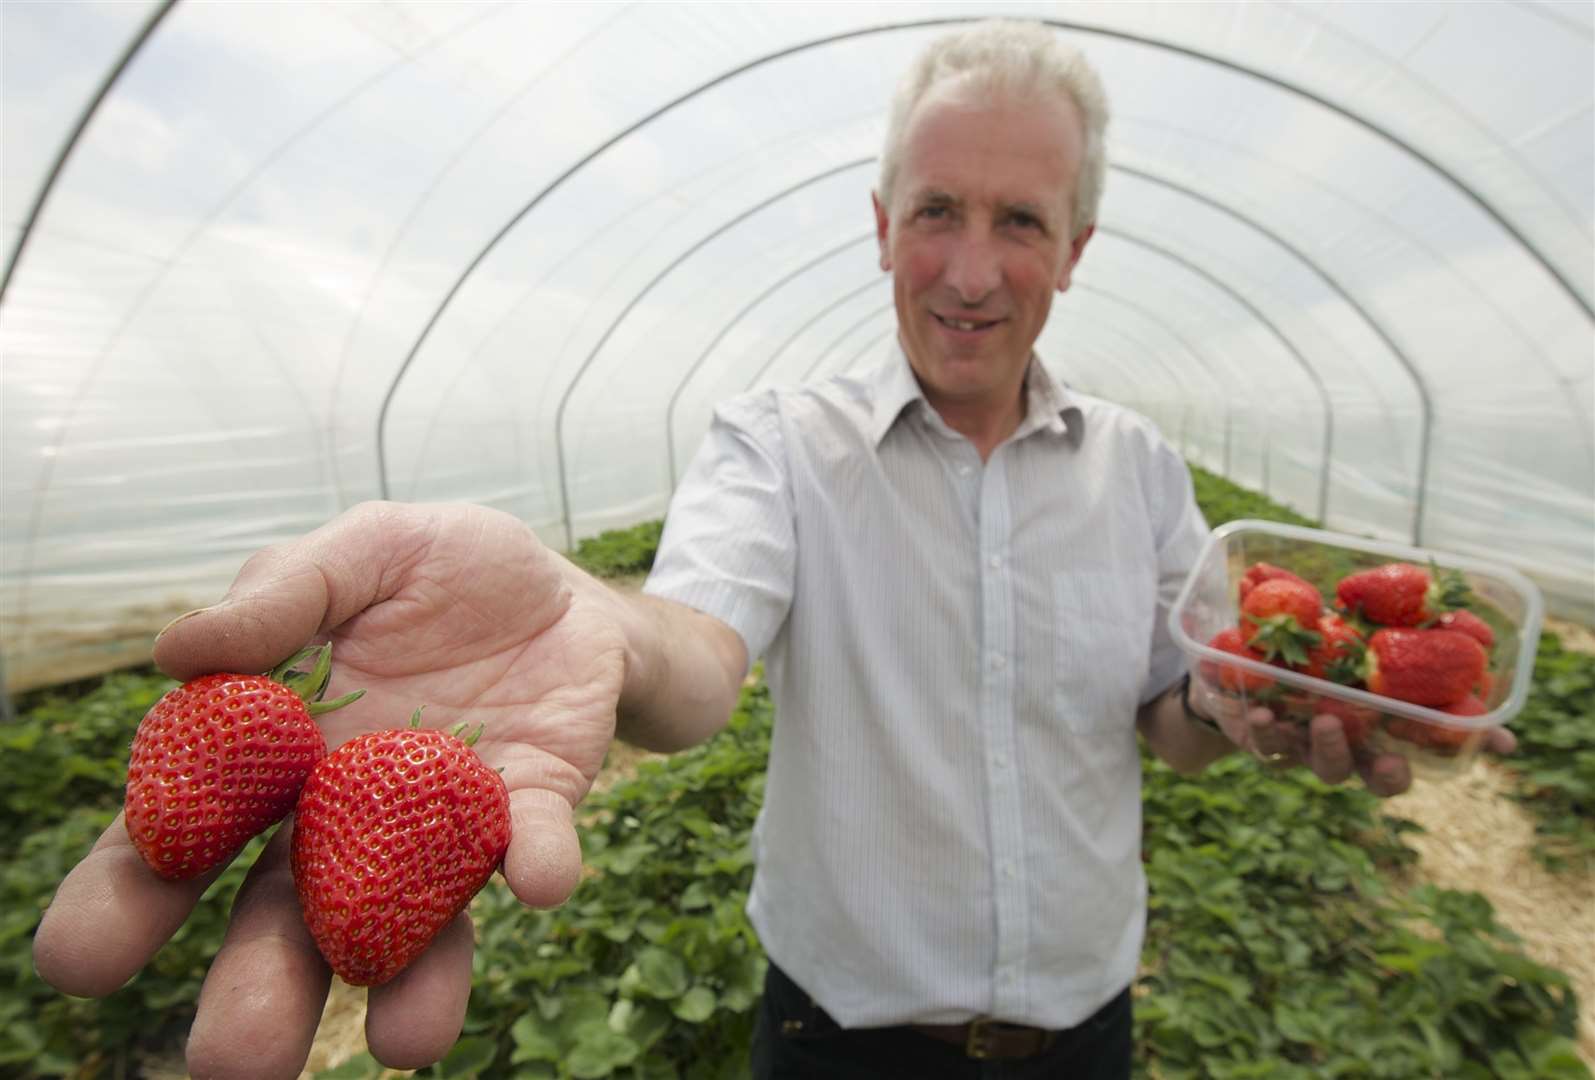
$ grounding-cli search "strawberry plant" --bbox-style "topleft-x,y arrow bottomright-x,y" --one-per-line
1506,634 -> 1595,869
2,668 -> 270,1076
568,520 -> 665,579
400,678 -> 775,1080
1136,752 -> 1584,1078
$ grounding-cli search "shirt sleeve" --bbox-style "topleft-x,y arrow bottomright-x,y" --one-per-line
1139,438 -> 1212,704
643,391 -> 796,673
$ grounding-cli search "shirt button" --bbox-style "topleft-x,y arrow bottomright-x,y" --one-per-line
993,753 -> 1008,768
988,555 -> 1003,570
958,464 -> 972,476
990,654 -> 1007,671
1002,863 -> 1017,879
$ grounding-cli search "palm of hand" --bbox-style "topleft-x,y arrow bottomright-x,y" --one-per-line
169,503 -> 625,807
318,558 -> 624,809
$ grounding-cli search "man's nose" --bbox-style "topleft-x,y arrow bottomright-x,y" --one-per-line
943,230 -> 1001,304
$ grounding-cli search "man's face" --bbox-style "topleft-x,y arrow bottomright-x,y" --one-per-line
874,77 -> 1093,413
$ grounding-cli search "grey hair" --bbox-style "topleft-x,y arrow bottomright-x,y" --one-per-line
877,20 -> 1110,237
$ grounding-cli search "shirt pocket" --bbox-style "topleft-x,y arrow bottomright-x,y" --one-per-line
1052,569 -> 1155,733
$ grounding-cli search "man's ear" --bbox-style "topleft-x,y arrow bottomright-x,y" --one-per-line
1056,224 -> 1094,292
872,191 -> 892,272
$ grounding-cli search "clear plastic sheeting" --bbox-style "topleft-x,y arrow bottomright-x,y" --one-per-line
2,1 -> 1591,693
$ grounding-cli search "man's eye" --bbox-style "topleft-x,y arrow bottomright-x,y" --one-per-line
1006,212 -> 1042,230
916,205 -> 949,220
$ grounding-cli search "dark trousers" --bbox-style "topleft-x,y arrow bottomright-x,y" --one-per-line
750,962 -> 1133,1079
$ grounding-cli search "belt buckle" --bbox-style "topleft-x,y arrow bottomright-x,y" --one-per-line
965,1016 -> 995,1059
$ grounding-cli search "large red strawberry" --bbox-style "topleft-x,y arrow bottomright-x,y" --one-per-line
125,644 -> 364,881
1240,577 -> 1324,667
1298,612 -> 1364,683
1201,627 -> 1274,692
1237,562 -> 1313,604
1434,609 -> 1495,649
291,714 -> 511,986
1335,562 -> 1470,627
1361,628 -> 1488,708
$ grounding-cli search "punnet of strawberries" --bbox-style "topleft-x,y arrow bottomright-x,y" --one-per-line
1200,559 -> 1501,757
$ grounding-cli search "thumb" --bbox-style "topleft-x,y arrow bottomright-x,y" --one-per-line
152,502 -> 431,679
502,788 -> 583,909
153,555 -> 330,680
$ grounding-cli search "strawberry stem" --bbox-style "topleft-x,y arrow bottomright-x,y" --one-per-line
307,689 -> 366,716
1246,615 -> 1321,667
272,643 -> 365,718
270,645 -> 322,688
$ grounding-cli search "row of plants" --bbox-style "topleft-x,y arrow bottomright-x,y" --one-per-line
6,653 -> 1585,1079
1,667 -> 262,1076
4,467 -> 1590,1076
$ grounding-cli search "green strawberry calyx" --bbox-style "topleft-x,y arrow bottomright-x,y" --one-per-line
1246,615 -> 1322,668
407,707 -> 486,747
272,643 -> 366,716
1326,638 -> 1369,686
1421,562 -> 1473,622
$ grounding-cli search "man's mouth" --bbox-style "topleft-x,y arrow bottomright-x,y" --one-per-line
933,313 -> 1002,332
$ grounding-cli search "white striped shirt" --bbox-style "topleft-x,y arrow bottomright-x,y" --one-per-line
644,341 -> 1209,1029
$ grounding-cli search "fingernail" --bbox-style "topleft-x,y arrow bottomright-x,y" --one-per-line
156,605 -> 217,640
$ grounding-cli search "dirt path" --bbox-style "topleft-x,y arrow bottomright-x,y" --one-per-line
1381,615 -> 1595,1066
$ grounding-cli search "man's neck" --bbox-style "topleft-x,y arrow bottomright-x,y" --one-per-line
925,384 -> 1027,462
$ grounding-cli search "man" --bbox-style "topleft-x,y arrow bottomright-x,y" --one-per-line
33,20 -> 1509,1080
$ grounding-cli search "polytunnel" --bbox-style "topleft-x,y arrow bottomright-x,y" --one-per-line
2,1 -> 1592,697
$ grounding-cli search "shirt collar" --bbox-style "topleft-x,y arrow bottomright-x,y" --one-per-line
866,339 -> 1085,448
866,340 -> 928,446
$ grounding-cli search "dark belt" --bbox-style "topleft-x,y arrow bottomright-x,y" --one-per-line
909,1017 -> 1058,1059
769,961 -> 1109,1061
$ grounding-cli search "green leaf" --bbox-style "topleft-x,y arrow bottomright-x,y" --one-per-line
436,1036 -> 498,1078
509,1013 -> 561,1064
671,986 -> 716,1023
511,1066 -> 558,1080
634,947 -> 689,999
678,880 -> 715,910
566,1029 -> 640,1078
620,1002 -> 674,1051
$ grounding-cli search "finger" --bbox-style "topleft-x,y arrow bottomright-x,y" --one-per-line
153,502 -> 430,679
33,814 -> 213,997
1307,714 -> 1355,785
1484,726 -> 1517,755
503,787 -> 583,909
1359,753 -> 1413,798
185,825 -> 330,1080
364,913 -> 475,1069
1246,707 -> 1295,762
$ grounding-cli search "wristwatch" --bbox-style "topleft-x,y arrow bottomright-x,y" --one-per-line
1177,673 -> 1225,736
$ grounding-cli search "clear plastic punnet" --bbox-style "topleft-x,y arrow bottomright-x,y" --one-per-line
1170,519 -> 1544,781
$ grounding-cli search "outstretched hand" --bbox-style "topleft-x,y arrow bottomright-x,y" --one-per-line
33,502 -> 627,1078
1187,675 -> 1515,797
